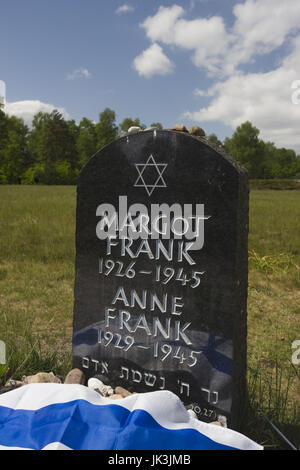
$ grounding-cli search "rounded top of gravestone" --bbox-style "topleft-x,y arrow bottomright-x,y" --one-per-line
144,126 -> 160,131
79,129 -> 248,195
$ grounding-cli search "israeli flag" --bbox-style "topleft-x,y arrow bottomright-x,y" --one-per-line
0,384 -> 262,450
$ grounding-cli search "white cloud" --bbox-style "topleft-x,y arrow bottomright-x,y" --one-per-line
224,0 -> 300,74
116,4 -> 134,14
136,1 -> 300,150
134,1 -> 300,150
185,36 -> 300,151
177,16 -> 229,74
66,67 -> 92,80
193,88 -> 214,97
233,0 -> 300,50
133,43 -> 174,78
140,5 -> 230,73
139,5 -> 229,75
137,5 -> 228,76
141,5 -> 184,44
4,100 -> 70,127
138,1 -> 300,77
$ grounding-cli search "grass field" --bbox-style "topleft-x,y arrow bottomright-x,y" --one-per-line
0,185 -> 299,448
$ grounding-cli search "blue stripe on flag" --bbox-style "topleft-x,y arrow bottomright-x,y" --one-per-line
0,400 -> 238,450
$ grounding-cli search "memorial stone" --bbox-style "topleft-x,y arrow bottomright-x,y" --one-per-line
72,130 -> 249,429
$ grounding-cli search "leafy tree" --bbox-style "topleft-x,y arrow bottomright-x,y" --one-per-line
96,108 -> 118,149
119,117 -> 146,134
150,122 -> 163,130
207,133 -> 223,147
224,121 -> 266,178
67,119 -> 80,155
22,164 -> 45,185
54,161 -> 78,185
0,104 -> 9,183
27,112 -> 51,165
1,103 -> 300,184
76,117 -> 97,168
257,141 -> 276,179
27,110 -> 78,184
271,148 -> 298,178
290,156 -> 300,178
1,116 -> 29,183
43,111 -> 78,183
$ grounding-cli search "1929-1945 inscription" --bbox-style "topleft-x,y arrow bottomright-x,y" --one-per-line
72,130 -> 249,429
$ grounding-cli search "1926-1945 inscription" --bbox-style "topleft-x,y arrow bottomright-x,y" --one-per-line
72,130 -> 249,429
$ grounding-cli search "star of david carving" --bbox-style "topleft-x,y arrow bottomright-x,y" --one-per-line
134,155 -> 167,196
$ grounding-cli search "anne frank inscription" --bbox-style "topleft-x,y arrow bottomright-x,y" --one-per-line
72,130 -> 249,428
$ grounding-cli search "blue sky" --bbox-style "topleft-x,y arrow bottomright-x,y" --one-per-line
1,0 -> 300,151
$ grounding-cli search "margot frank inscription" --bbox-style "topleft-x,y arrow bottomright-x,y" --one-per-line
72,130 -> 249,428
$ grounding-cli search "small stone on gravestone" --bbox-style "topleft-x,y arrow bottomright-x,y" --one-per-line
72,129 -> 248,430
188,126 -> 205,137
171,124 -> 188,132
127,126 -> 142,134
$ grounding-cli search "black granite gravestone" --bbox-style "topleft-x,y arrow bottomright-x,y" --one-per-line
72,130 -> 249,429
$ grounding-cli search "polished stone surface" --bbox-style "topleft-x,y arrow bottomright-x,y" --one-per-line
72,130 -> 249,428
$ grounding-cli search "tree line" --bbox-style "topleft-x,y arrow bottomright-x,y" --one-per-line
211,121 -> 300,179
0,102 -> 299,184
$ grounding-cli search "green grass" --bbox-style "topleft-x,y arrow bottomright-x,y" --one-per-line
0,185 -> 299,448
0,186 -> 75,381
245,190 -> 300,448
